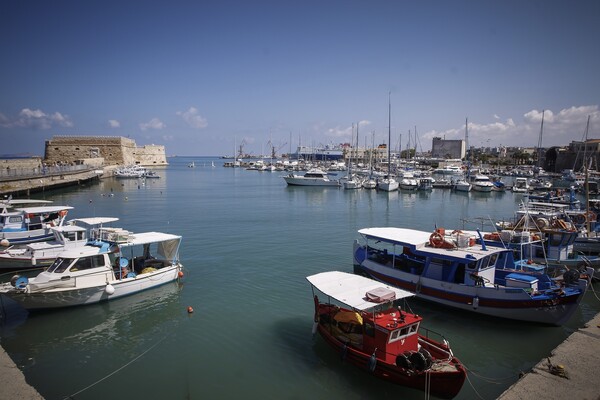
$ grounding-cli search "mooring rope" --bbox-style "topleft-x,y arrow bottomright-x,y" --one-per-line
63,334 -> 169,399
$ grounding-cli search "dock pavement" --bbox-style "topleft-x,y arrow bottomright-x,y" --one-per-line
498,311 -> 600,400
0,346 -> 44,399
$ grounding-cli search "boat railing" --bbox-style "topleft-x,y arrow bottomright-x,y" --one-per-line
417,329 -> 453,360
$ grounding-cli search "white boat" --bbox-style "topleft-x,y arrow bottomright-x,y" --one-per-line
353,227 -> 593,325
0,228 -> 183,310
417,176 -> 434,190
362,177 -> 377,189
471,175 -> 494,192
283,168 -> 340,187
399,171 -> 419,190
188,161 -> 196,168
512,177 -> 530,193
378,176 -> 399,192
453,178 -> 471,192
1,205 -> 74,246
342,174 -> 362,190
433,165 -> 463,176
0,217 -> 119,269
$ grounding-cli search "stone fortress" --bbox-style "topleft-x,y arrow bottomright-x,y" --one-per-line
43,135 -> 168,167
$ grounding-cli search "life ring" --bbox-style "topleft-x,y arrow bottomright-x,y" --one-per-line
429,232 -> 445,248
572,214 -> 585,225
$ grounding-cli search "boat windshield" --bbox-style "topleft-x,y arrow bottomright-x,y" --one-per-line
47,257 -> 75,273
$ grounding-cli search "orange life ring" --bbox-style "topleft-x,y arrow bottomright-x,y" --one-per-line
429,232 -> 445,248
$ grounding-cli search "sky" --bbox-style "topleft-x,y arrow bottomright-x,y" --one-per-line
1,0 -> 599,157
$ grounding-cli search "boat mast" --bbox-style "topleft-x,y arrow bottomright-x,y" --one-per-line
536,110 -> 545,171
584,115 -> 591,234
388,92 -> 391,176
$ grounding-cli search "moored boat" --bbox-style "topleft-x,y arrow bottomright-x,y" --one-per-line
0,217 -> 119,270
0,227 -> 183,310
353,227 -> 593,325
1,205 -> 73,246
283,168 -> 341,187
307,271 -> 466,399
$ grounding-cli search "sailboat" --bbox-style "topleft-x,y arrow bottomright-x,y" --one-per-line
188,161 -> 195,168
343,123 -> 362,190
378,93 -> 399,192
363,131 -> 377,189
453,118 -> 471,192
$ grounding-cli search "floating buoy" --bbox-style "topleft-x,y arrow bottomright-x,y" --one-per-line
105,284 -> 115,295
187,306 -> 194,313
178,271 -> 184,278
0,239 -> 9,247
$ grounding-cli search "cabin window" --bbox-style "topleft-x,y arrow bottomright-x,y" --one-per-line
9,216 -> 23,223
389,323 -> 418,343
71,257 -> 92,271
48,257 -> 75,273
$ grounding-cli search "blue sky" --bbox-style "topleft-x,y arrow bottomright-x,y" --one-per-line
1,0 -> 598,157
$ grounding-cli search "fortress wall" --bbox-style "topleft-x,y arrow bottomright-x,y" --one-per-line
44,136 -> 167,166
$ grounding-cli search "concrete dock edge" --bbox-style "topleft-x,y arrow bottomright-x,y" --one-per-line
498,311 -> 600,400
0,346 -> 44,399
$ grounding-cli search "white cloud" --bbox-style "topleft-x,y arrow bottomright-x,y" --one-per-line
176,107 -> 207,129
0,108 -> 73,129
493,114 -> 500,120
324,120 -> 371,140
139,118 -> 166,131
420,105 -> 599,149
108,119 -> 120,128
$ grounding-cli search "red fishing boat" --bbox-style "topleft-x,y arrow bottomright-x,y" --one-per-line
306,271 -> 466,399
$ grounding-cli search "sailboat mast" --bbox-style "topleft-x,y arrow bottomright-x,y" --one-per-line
537,110 -> 545,169
388,92 -> 391,175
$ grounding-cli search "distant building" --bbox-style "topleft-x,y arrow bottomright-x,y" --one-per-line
545,138 -> 600,173
431,137 -> 465,159
44,135 -> 167,166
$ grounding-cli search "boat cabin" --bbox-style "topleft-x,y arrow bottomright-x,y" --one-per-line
354,227 -> 551,292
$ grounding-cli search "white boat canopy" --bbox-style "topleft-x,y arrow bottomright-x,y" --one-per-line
69,217 -> 120,226
306,271 -> 414,311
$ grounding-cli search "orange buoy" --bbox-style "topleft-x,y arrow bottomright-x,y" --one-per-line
178,271 -> 184,278
187,306 -> 194,313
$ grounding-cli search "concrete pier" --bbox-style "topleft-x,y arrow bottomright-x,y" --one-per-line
0,168 -> 105,197
0,347 -> 44,399
498,311 -> 600,400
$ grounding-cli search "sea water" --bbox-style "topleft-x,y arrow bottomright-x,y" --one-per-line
0,157 -> 597,400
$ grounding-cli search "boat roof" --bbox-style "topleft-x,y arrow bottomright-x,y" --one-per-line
358,227 -> 508,261
0,199 -> 52,208
70,217 -> 119,226
121,232 -> 181,247
59,231 -> 182,258
15,205 -> 74,213
306,271 -> 414,311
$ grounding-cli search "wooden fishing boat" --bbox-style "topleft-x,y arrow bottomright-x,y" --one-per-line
307,271 -> 466,399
